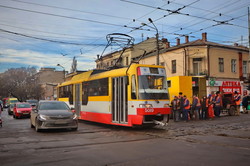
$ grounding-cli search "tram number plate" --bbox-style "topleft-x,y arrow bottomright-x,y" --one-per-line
145,108 -> 154,112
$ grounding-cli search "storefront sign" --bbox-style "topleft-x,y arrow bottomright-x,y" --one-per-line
208,80 -> 242,94
221,81 -> 241,87
220,86 -> 241,94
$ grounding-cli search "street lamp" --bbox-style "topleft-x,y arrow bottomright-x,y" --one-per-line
57,64 -> 65,81
142,18 -> 160,65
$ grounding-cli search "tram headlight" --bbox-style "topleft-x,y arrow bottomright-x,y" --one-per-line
139,104 -> 153,108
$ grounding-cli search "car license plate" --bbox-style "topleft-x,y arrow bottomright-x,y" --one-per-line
23,113 -> 29,115
55,121 -> 66,124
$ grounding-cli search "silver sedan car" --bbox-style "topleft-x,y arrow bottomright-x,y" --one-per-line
30,101 -> 78,132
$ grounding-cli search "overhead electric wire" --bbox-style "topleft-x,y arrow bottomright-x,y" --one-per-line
0,4 -> 124,27
0,22 -> 100,40
10,0 -> 132,21
0,28 -> 106,46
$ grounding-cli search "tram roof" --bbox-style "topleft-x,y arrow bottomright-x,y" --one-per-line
58,64 -> 164,87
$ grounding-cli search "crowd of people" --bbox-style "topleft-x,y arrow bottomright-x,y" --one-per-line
171,91 -> 250,122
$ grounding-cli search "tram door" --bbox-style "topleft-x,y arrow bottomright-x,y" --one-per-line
74,84 -> 81,116
112,76 -> 128,124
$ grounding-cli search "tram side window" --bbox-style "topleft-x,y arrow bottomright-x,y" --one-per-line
59,85 -> 73,105
131,75 -> 137,99
82,82 -> 88,105
68,85 -> 73,105
88,78 -> 108,96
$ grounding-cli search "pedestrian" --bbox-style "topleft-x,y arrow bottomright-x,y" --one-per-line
213,91 -> 222,117
171,96 -> 180,122
242,92 -> 250,114
200,96 -> 208,120
178,92 -> 184,120
233,91 -> 241,116
208,94 -> 215,119
192,94 -> 201,120
0,103 -> 2,127
183,95 -> 190,122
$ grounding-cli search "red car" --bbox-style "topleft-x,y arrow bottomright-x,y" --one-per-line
13,103 -> 32,119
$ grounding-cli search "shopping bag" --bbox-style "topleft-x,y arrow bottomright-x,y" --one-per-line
247,104 -> 250,110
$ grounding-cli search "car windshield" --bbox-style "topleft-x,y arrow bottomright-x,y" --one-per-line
27,100 -> 38,104
17,104 -> 31,108
10,100 -> 18,104
39,102 -> 69,110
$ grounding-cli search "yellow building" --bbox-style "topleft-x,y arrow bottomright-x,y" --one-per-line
96,33 -> 249,95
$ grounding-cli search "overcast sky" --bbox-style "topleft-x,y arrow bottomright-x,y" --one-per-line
0,0 -> 249,73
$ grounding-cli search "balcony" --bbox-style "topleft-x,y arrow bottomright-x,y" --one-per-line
189,70 -> 208,76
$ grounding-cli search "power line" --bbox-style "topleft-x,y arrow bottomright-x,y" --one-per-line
0,22 -> 100,40
0,4 -> 123,27
10,0 -> 132,21
0,28 -> 106,46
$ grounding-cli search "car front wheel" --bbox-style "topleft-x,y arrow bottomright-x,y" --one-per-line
35,119 -> 41,132
30,120 -> 34,128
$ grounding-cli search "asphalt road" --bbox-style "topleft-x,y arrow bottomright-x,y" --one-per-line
0,109 -> 249,166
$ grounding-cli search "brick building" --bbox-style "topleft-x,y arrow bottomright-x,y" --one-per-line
36,68 -> 65,100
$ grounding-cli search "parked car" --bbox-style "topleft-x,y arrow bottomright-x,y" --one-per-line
13,103 -> 32,119
26,99 -> 38,108
30,101 -> 78,132
8,103 -> 15,115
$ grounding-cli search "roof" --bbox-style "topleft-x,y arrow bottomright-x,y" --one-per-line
143,39 -> 249,59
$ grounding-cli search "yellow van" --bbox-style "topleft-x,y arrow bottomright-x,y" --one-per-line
6,98 -> 19,107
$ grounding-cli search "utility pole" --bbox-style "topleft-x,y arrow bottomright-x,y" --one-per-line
148,18 -> 160,65
57,64 -> 65,81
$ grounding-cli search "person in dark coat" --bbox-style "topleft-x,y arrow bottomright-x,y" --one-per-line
171,96 -> 180,122
242,93 -> 250,114
200,96 -> 208,120
192,95 -> 201,120
178,92 -> 184,120
213,91 -> 222,117
183,95 -> 190,122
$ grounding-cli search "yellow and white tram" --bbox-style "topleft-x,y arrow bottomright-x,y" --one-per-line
57,64 -> 171,127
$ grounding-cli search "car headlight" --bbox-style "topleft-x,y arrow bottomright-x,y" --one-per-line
72,114 -> 78,120
38,115 -> 48,121
17,110 -> 22,113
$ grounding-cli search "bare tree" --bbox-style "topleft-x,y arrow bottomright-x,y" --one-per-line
0,67 -> 44,101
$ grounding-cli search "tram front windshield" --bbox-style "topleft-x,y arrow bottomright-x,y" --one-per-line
138,75 -> 169,100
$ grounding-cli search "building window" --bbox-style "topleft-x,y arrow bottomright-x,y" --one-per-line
243,61 -> 247,76
125,57 -> 129,66
219,58 -> 224,72
231,59 -> 236,73
172,60 -> 176,73
193,58 -> 202,75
